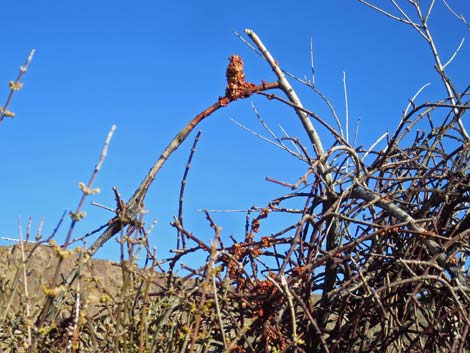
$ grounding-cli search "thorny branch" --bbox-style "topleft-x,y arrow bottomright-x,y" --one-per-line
84,55 -> 280,260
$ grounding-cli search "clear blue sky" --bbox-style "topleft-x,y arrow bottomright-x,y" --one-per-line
1,1 -> 469,265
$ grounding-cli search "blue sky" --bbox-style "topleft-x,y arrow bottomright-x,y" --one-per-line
1,1 -> 469,265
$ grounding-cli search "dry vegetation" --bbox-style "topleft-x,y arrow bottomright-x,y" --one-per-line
1,1 -> 470,352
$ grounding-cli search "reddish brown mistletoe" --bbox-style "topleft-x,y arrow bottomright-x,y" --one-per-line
225,55 -> 256,100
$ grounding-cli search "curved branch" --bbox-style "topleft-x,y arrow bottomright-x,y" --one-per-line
87,62 -> 280,256
244,29 -> 327,161
351,185 -> 470,288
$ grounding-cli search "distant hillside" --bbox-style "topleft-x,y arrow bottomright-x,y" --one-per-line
0,243 -> 165,317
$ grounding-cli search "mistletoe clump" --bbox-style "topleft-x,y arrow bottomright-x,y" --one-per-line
225,55 -> 255,100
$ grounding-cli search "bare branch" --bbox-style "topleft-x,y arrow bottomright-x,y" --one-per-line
443,37 -> 465,69
244,29 -> 327,160
343,71 -> 349,144
357,0 -> 415,25
442,0 -> 468,26
309,36 -> 315,86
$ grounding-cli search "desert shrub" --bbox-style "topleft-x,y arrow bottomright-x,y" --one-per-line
1,2 -> 469,353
